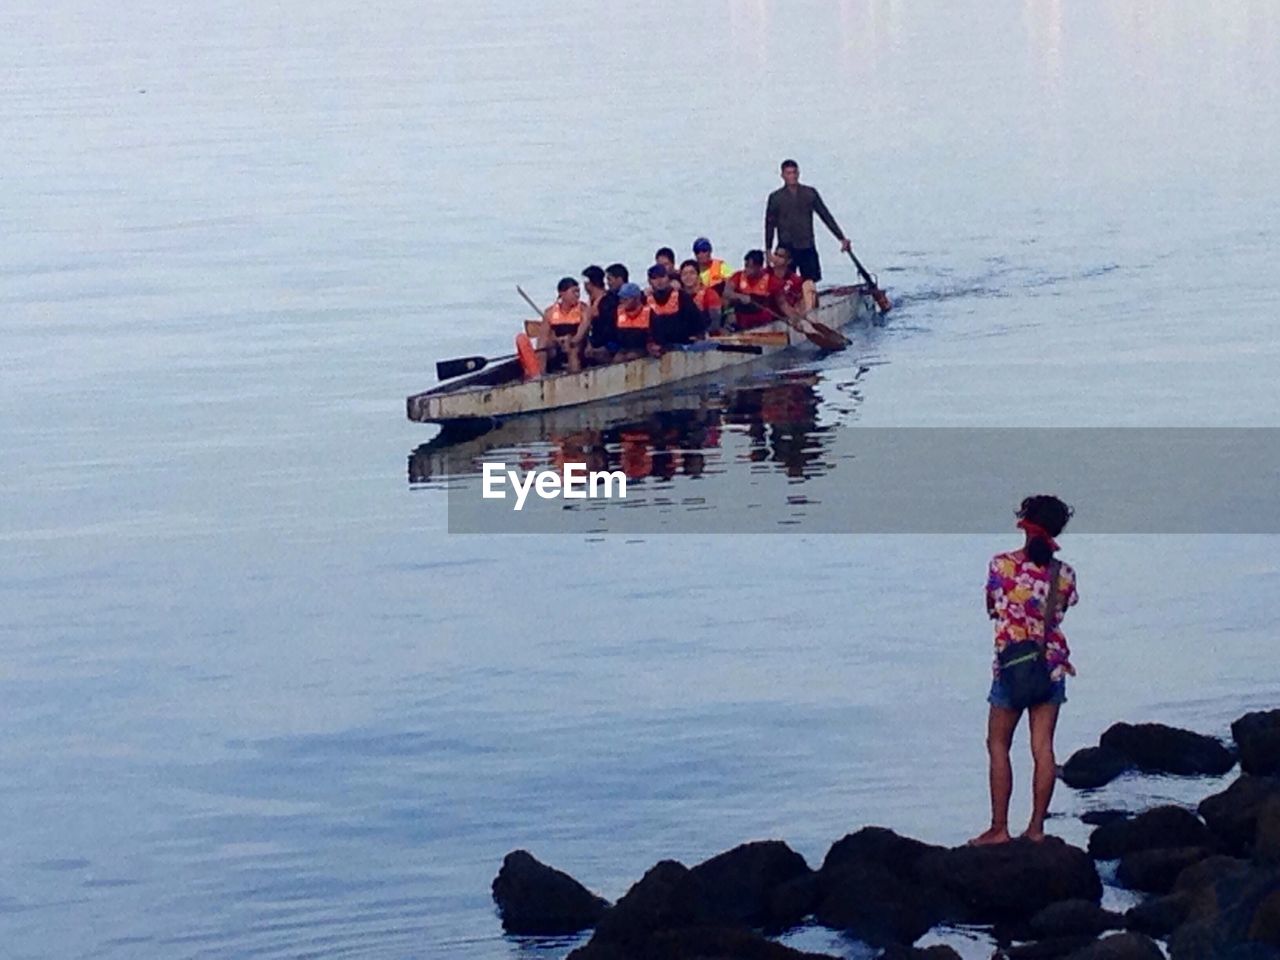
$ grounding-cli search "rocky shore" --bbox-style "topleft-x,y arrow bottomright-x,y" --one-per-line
492,708 -> 1280,959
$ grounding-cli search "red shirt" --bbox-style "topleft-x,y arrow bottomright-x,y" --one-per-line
728,270 -> 781,329
693,286 -> 722,313
777,270 -> 807,307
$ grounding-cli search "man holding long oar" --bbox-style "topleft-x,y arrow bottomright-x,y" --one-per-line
764,158 -> 892,312
764,158 -> 850,282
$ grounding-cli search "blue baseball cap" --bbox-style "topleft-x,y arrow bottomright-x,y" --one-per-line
619,282 -> 643,300
692,237 -> 712,253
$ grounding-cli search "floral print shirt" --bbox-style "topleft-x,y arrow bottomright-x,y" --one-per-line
986,551 -> 1079,681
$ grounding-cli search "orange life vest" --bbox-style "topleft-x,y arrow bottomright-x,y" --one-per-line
616,304 -> 652,331
731,271 -> 774,299
548,301 -> 583,334
693,287 -> 721,313
699,258 -> 730,287
646,290 -> 681,316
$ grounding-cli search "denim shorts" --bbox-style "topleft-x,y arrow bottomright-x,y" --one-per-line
988,675 -> 1067,710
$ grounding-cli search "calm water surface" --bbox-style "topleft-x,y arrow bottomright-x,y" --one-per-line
3,1 -> 1279,958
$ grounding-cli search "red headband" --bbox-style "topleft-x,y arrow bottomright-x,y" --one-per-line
1017,518 -> 1059,551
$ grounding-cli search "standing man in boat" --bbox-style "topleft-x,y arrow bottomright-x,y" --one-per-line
764,159 -> 852,282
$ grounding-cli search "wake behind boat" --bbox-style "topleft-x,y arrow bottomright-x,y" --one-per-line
406,283 -> 880,425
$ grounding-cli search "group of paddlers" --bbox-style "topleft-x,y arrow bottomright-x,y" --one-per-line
519,158 -> 859,377
524,240 -> 821,375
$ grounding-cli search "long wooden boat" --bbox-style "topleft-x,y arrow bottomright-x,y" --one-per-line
407,283 -> 879,425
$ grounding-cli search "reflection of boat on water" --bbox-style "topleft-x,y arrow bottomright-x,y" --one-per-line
407,366 -> 870,486
406,284 -> 879,425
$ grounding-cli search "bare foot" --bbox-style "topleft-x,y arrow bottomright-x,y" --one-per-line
967,826 -> 1012,846
1020,827 -> 1048,842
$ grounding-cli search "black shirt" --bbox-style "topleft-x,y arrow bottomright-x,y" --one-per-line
649,289 -> 704,345
765,183 -> 844,251
590,291 -> 619,347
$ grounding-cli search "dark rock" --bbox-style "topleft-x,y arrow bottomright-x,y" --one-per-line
1175,855 -> 1254,894
491,849 -> 610,935
818,826 -> 942,883
1081,810 -> 1134,827
999,936 -> 1098,959
1256,796 -> 1280,865
689,840 -> 812,930
1088,805 -> 1213,860
813,827 -> 955,945
879,946 -> 963,960
1233,710 -> 1280,776
567,860 -> 838,960
1063,747 -> 1132,789
767,872 -> 819,932
1124,892 -> 1192,937
1061,932 -> 1164,960
1168,863 -> 1280,960
814,860 -> 943,946
1249,888 -> 1280,946
915,837 -> 1102,922
1199,776 -> 1280,854
1029,899 -> 1125,938
590,860 -> 709,946
1117,846 -> 1213,893
1100,722 -> 1236,777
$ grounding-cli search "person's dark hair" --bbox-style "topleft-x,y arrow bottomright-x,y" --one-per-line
605,263 -> 629,283
780,158 -> 798,171
744,249 -> 766,268
582,265 -> 605,288
557,276 -> 579,293
679,258 -> 699,273
655,247 -> 676,263
647,263 -> 668,280
1017,495 -> 1074,566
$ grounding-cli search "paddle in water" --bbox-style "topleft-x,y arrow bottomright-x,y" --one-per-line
845,247 -> 892,313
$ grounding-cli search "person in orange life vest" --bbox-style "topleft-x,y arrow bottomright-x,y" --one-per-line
653,247 -> 680,284
771,245 -> 817,316
535,277 -> 592,374
692,237 -> 731,291
646,263 -> 705,344
723,249 -> 782,330
613,283 -> 657,361
680,258 -> 724,334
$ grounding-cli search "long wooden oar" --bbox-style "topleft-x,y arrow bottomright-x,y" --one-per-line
845,248 -> 892,313
758,300 -> 850,351
516,285 -> 548,323
725,287 -> 847,351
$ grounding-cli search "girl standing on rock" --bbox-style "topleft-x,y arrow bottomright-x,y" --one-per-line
970,495 -> 1079,846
